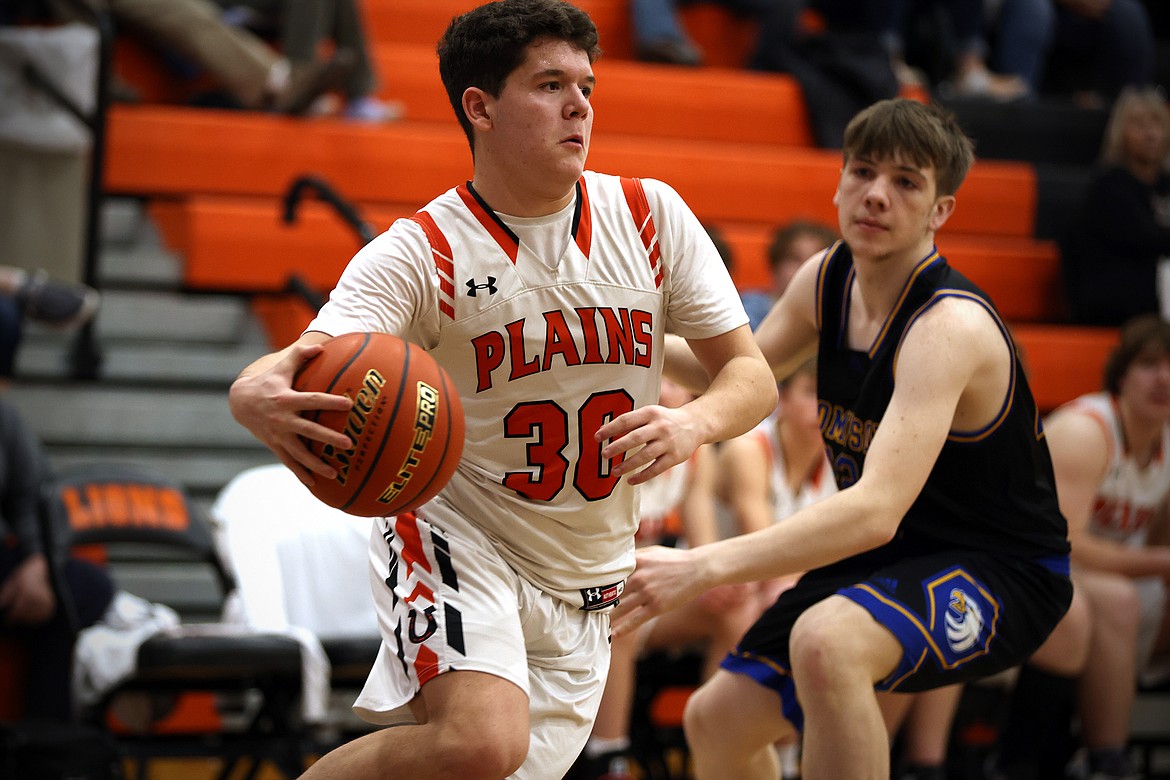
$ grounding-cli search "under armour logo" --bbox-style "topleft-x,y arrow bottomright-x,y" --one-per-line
408,606 -> 438,643
466,276 -> 498,296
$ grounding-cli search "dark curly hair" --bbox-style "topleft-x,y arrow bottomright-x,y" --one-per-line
438,0 -> 601,155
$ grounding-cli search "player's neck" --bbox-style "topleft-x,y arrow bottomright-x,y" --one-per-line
471,162 -> 577,218
1117,397 -> 1165,466
777,418 -> 823,488
850,239 -> 934,322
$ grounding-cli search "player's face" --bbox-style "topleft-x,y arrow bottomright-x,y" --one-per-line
1118,346 -> 1170,423
486,38 -> 594,201
774,232 -> 832,295
1122,106 -> 1170,170
779,372 -> 820,433
834,153 -> 953,264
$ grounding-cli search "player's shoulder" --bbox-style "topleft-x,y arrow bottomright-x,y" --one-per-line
908,290 -> 1001,341
1045,393 -> 1115,445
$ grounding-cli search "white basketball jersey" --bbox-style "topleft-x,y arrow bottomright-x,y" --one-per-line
309,171 -> 746,604
635,453 -> 695,545
748,418 -> 837,523
1065,392 -> 1170,548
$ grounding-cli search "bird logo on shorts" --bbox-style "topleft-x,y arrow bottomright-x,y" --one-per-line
944,587 -> 985,654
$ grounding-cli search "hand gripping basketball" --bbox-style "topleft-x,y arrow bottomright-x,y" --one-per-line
292,332 -> 465,516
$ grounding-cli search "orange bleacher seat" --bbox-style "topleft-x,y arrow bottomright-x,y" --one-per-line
1013,325 -> 1116,413
148,197 -> 410,291
106,105 -> 1036,235
362,0 -> 633,57
375,43 -> 816,147
148,193 -> 1065,330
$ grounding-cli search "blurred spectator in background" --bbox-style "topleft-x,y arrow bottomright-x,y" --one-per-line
1061,86 -> 1170,326
876,0 -> 1031,100
0,398 -> 114,721
740,219 -> 836,330
630,0 -> 778,66
0,266 -> 99,393
51,0 -> 354,115
214,0 -> 402,122
1045,0 -> 1156,107
991,314 -> 1170,780
568,377 -> 759,780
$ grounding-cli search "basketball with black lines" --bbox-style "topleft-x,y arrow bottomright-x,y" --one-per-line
293,332 -> 465,517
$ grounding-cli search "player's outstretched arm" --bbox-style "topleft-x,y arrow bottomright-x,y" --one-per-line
229,331 -> 354,484
613,299 -> 989,637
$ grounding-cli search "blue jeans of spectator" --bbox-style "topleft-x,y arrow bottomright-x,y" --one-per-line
631,0 -> 689,46
1055,0 -> 1154,95
992,0 -> 1054,91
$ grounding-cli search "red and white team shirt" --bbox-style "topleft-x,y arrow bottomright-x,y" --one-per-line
1063,391 -> 1170,547
309,171 -> 746,605
745,417 -> 837,523
635,453 -> 696,546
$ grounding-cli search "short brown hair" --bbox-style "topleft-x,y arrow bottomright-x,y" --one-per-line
438,0 -> 601,154
842,98 -> 975,197
1103,314 -> 1170,394
767,220 -> 838,272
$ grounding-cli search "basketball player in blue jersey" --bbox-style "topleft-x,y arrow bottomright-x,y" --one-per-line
610,98 -> 1074,780
227,1 -> 776,778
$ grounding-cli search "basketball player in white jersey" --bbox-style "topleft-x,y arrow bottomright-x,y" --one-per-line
1000,313 -> 1170,780
573,377 -> 759,779
226,1 -> 776,778
719,358 -> 837,612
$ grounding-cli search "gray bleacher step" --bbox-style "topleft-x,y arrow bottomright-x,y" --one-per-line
98,242 -> 184,289
99,197 -> 184,288
100,197 -> 153,247
93,289 -> 263,343
16,337 -> 268,386
4,384 -> 256,449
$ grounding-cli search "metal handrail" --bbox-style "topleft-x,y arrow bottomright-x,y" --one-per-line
283,173 -> 377,244
282,174 -> 378,311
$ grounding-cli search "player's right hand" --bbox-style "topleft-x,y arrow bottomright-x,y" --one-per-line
229,342 -> 353,484
611,544 -> 710,638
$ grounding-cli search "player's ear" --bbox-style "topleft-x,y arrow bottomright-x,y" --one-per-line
928,195 -> 956,232
463,87 -> 492,131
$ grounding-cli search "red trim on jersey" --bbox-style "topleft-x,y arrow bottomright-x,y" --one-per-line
410,212 -> 456,320
621,177 -> 662,289
396,512 -> 433,579
414,644 -> 441,686
757,427 -> 776,477
574,176 -> 593,258
457,183 -> 520,264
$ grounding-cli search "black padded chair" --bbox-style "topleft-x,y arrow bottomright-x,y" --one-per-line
42,462 -> 310,780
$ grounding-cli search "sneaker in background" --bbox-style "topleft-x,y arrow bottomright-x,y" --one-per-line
275,50 -> 356,115
16,272 -> 100,330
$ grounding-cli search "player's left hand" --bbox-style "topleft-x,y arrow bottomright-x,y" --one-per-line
611,544 -> 708,637
596,403 -> 705,486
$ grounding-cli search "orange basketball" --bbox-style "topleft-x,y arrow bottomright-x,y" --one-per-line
293,332 -> 465,517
